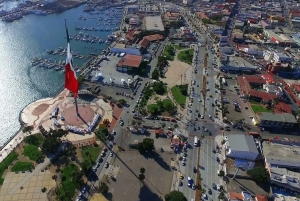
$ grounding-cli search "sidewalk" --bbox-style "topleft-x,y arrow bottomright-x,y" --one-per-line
215,135 -> 227,189
170,155 -> 181,192
8,158 -> 51,195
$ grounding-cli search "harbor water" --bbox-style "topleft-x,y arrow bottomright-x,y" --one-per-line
0,3 -> 124,146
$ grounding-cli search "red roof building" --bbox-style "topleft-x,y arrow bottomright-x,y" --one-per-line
280,79 -> 300,107
274,102 -> 292,114
117,54 -> 142,72
143,34 -> 163,41
138,38 -> 150,49
237,76 -> 278,102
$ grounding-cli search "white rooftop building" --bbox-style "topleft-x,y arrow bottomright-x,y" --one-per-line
263,84 -> 284,96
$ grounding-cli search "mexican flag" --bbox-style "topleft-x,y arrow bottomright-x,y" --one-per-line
64,22 -> 79,97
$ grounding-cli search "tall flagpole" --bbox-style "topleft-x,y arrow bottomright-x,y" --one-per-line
65,19 -> 80,116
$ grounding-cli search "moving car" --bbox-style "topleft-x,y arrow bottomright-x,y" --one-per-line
187,177 -> 193,187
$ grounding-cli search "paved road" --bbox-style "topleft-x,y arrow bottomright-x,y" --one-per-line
199,139 -> 220,201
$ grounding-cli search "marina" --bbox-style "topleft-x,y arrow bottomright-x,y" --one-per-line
0,3 -> 125,146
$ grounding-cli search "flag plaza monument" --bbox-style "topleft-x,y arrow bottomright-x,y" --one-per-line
1,22 -> 118,151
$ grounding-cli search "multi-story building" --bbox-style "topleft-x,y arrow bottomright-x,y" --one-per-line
270,167 -> 300,193
263,84 -> 284,96
256,112 -> 297,128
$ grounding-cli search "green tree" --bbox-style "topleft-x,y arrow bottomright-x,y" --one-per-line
161,123 -> 166,128
118,99 -> 127,106
152,69 -> 160,80
148,104 -> 159,115
132,120 -> 136,126
247,167 -> 270,184
153,81 -> 165,95
137,138 -> 155,152
124,18 -> 129,24
99,182 -> 109,195
165,190 -> 187,201
163,100 -> 174,112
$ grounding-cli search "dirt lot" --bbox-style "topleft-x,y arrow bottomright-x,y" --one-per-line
104,129 -> 175,201
105,150 -> 174,201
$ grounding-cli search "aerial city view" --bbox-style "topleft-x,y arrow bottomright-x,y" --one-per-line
1,0 -> 300,200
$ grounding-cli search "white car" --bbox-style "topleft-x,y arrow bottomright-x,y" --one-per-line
110,152 -> 113,157
201,194 -> 207,199
224,136 -> 228,141
209,114 -> 212,118
182,157 -> 186,161
204,128 -> 208,132
105,162 -> 109,168
198,99 -> 202,102
217,184 -> 220,190
200,115 -> 204,119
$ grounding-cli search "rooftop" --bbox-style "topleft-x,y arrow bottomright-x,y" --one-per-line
262,140 -> 300,168
270,167 -> 300,191
227,134 -> 259,154
144,16 -> 164,31
257,112 -> 296,123
274,102 -> 292,114
117,54 -> 142,68
273,194 -> 300,201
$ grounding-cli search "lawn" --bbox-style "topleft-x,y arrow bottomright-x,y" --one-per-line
0,152 -> 18,184
174,44 -> 189,50
23,145 -> 44,161
147,104 -> 158,112
177,49 -> 194,65
251,105 -> 273,114
171,86 -> 187,106
11,161 -> 33,172
58,164 -> 81,200
81,146 -> 101,171
162,45 -> 175,60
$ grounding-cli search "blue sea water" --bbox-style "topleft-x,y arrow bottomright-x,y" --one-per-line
0,3 -> 123,146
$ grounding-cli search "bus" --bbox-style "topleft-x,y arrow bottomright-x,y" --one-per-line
194,136 -> 198,146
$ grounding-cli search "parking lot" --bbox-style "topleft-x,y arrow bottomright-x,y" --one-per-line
88,55 -> 133,85
81,81 -> 133,102
221,78 -> 257,131
106,130 -> 175,201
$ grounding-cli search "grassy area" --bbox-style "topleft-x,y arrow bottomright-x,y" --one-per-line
58,164 -> 81,200
174,44 -> 189,50
81,146 -> 101,170
11,161 -> 33,172
23,145 -> 44,161
171,86 -> 187,106
251,105 -> 273,114
177,49 -> 194,65
0,152 -> 18,184
162,45 -> 175,60
147,104 -> 158,112
163,99 -> 173,106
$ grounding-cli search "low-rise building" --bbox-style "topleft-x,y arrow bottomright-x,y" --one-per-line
226,134 -> 260,161
165,11 -> 181,23
228,191 -> 268,201
263,140 -> 300,172
127,5 -> 139,13
263,84 -> 283,96
256,112 -> 297,128
117,54 -> 142,72
273,52 -> 292,63
270,167 -> 300,193
143,16 -> 165,34
273,193 -> 300,201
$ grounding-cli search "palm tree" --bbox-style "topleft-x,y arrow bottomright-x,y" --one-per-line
140,167 -> 145,174
138,174 -> 145,182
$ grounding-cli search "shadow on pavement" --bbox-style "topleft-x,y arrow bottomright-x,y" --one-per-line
140,151 -> 171,171
139,183 -> 163,201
